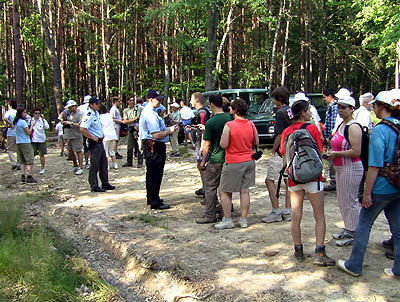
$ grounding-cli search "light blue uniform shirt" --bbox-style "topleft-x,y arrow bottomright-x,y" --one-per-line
80,108 -> 104,138
139,105 -> 169,142
369,116 -> 399,194
15,119 -> 31,144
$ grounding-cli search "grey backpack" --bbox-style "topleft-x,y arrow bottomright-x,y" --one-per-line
283,123 -> 322,184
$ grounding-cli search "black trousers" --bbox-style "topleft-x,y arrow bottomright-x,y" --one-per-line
89,141 -> 109,189
143,140 -> 166,207
127,128 -> 143,166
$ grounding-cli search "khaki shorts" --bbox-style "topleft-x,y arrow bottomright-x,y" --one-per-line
266,153 -> 284,181
68,138 -> 83,153
32,142 -> 47,156
7,136 -> 16,152
16,143 -> 34,165
288,181 -> 323,194
103,140 -> 116,157
58,135 -> 64,144
220,160 -> 256,192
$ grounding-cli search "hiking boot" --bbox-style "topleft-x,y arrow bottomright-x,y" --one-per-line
261,211 -> 283,223
195,188 -> 205,197
384,268 -> 400,279
324,184 -> 336,191
314,246 -> 335,266
282,212 -> 292,221
214,217 -> 235,229
196,216 -> 217,224
382,238 -> 394,249
337,259 -> 360,276
336,237 -> 354,247
238,217 -> 248,228
294,245 -> 305,262
332,229 -> 354,240
385,250 -> 394,260
21,175 -> 25,183
26,175 -> 37,184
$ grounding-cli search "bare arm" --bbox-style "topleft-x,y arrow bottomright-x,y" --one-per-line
220,124 -> 230,149
327,124 -> 362,160
272,134 -> 281,155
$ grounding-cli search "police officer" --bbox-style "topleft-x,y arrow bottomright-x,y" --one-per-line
80,96 -> 115,192
139,89 -> 178,209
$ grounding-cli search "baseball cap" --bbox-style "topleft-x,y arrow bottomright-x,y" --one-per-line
359,92 -> 374,102
83,95 -> 91,104
170,102 -> 180,108
89,96 -> 101,104
65,100 -> 77,108
338,96 -> 356,107
146,89 -> 164,100
335,88 -> 352,100
369,91 -> 394,106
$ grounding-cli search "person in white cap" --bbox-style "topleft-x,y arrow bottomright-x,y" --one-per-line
78,95 -> 91,169
327,96 -> 364,247
337,90 -> 400,279
354,93 -> 373,132
169,102 -> 181,157
59,100 -> 85,175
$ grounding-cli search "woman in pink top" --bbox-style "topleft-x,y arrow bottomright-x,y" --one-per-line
214,98 -> 259,229
327,96 -> 363,247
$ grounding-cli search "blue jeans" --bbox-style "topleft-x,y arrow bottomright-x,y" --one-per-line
345,193 -> 400,276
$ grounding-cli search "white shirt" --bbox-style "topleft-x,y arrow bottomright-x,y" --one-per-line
354,106 -> 372,131
55,122 -> 63,136
3,109 -> 17,136
180,106 -> 194,120
31,117 -> 49,143
77,103 -> 89,115
99,113 -> 118,141
110,105 -> 122,129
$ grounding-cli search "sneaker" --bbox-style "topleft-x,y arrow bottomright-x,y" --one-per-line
86,164 -> 90,170
282,212 -> 292,221
21,175 -> 26,183
196,216 -> 217,224
39,168 -> 45,174
195,188 -> 205,197
122,162 -> 133,167
11,165 -> 18,171
115,153 -> 123,159
332,229 -> 354,240
324,184 -> 336,191
214,217 -> 235,229
261,211 -> 283,223
382,238 -> 394,249
170,152 -> 180,157
26,175 -> 37,183
337,259 -> 360,276
384,268 -> 400,279
294,245 -> 305,262
75,168 -> 83,175
336,237 -> 354,247
113,162 -> 118,169
69,166 -> 79,173
314,247 -> 335,266
238,217 -> 248,228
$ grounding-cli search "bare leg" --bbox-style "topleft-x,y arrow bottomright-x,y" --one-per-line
40,155 -> 45,169
308,191 -> 326,247
290,190 -> 305,246
27,164 -> 33,176
284,180 -> 291,209
76,151 -> 83,168
239,188 -> 250,218
70,149 -> 77,166
265,178 -> 280,209
22,164 -> 26,176
220,192 -> 233,218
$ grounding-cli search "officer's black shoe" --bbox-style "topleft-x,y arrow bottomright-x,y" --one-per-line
102,184 -> 115,190
91,187 -> 106,192
115,153 -> 123,159
151,203 -> 171,210
122,162 -> 133,167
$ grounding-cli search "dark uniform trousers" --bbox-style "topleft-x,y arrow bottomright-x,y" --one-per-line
127,127 -> 143,166
89,140 -> 109,189
143,140 -> 166,207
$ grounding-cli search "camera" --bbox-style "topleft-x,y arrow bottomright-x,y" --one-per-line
322,154 -> 328,160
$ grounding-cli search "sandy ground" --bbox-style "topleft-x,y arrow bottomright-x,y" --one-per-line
0,141 -> 399,302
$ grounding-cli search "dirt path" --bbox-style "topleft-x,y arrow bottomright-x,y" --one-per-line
0,142 -> 399,302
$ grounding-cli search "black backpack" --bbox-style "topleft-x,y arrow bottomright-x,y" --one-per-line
342,122 -> 370,171
377,119 -> 400,191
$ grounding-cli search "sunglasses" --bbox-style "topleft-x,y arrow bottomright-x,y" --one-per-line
34,112 -> 41,114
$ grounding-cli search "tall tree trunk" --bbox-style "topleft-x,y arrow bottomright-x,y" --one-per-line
300,0 -> 305,90
162,7 -> 170,106
319,0 -> 327,90
205,2 -> 220,91
13,0 -> 24,107
101,0 -> 110,102
281,0 -> 293,86
228,21 -> 233,89
133,0 -> 139,95
37,0 -> 62,114
268,0 -> 284,90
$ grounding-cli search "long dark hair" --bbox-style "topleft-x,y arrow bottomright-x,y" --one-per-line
13,107 -> 26,125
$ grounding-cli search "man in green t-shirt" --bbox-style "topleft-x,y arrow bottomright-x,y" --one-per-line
196,94 -> 232,224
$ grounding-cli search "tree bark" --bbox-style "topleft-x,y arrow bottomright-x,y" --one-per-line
13,0 -> 24,107
162,6 -> 170,107
281,0 -> 293,87
268,0 -> 284,90
205,2 -> 220,91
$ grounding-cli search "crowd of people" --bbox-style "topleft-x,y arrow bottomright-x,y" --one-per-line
2,86 -> 400,278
